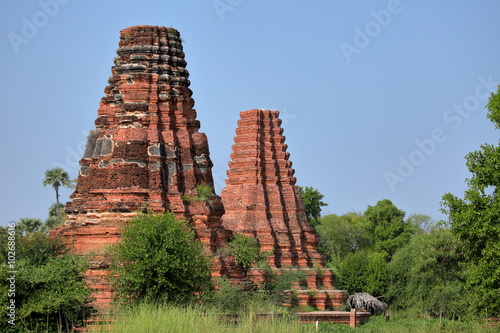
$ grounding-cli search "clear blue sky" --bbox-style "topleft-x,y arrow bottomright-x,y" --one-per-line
1,0 -> 500,225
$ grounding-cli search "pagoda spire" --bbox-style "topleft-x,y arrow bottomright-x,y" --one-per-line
221,109 -> 323,268
58,26 -> 228,308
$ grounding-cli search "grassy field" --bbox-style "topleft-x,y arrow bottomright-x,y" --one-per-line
317,315 -> 498,332
90,303 -> 302,333
89,304 -> 498,333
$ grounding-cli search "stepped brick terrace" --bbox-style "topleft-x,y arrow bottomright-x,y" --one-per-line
221,109 -> 347,309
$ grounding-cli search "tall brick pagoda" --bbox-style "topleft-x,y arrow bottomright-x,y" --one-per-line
221,109 -> 347,309
59,25 -> 229,307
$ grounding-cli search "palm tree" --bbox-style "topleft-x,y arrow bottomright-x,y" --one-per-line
41,202 -> 67,231
17,217 -> 43,236
43,167 -> 72,219
48,202 -> 66,219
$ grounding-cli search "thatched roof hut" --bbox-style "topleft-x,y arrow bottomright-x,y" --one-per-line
347,292 -> 388,315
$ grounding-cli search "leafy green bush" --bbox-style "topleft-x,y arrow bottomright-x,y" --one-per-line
334,250 -> 388,296
317,213 -> 372,262
0,230 -> 92,333
387,229 -> 469,320
182,184 -> 214,203
228,234 -> 267,273
207,277 -> 249,313
195,184 -> 213,201
109,212 -> 213,305
260,266 -> 305,307
211,234 -> 302,312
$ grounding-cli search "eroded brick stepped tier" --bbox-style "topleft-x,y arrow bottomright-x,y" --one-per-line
58,26 -> 229,308
221,109 -> 347,309
67,25 -> 217,216
221,109 -> 323,268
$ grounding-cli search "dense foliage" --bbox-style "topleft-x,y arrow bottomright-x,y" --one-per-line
441,85 -> 500,317
213,233 -> 301,312
364,199 -> 414,260
315,199 -> 470,319
312,88 -> 500,319
387,229 -> 467,319
109,212 -> 213,305
0,228 -> 92,332
297,186 -> 328,227
316,212 -> 371,262
228,233 -> 266,273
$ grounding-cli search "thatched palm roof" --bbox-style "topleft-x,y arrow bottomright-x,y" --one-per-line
347,292 -> 388,315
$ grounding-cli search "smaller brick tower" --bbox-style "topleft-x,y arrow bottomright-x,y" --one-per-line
221,109 -> 347,310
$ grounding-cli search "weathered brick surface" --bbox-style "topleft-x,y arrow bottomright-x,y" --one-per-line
221,109 -> 323,268
221,109 -> 347,309
54,26 -> 229,309
66,26 -> 218,216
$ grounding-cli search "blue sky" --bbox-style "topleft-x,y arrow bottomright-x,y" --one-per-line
1,0 -> 500,225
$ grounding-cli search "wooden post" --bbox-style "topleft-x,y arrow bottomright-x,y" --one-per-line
350,308 -> 357,328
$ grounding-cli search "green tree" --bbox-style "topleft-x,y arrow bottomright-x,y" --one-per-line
16,217 -> 43,236
316,212 -> 371,262
441,85 -> 500,317
109,212 -> 213,305
42,167 -> 72,219
364,199 -> 413,260
364,252 -> 388,297
319,202 -> 415,298
0,231 -> 92,332
297,186 -> 328,227
334,250 -> 388,296
42,203 -> 66,232
47,202 -> 66,219
387,228 -> 467,319
406,213 -> 436,234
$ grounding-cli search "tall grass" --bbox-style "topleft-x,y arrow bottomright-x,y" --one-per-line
89,303 -> 306,333
235,307 -> 303,333
90,304 -> 498,333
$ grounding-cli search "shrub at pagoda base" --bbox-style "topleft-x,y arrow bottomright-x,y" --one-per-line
109,212 -> 213,305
